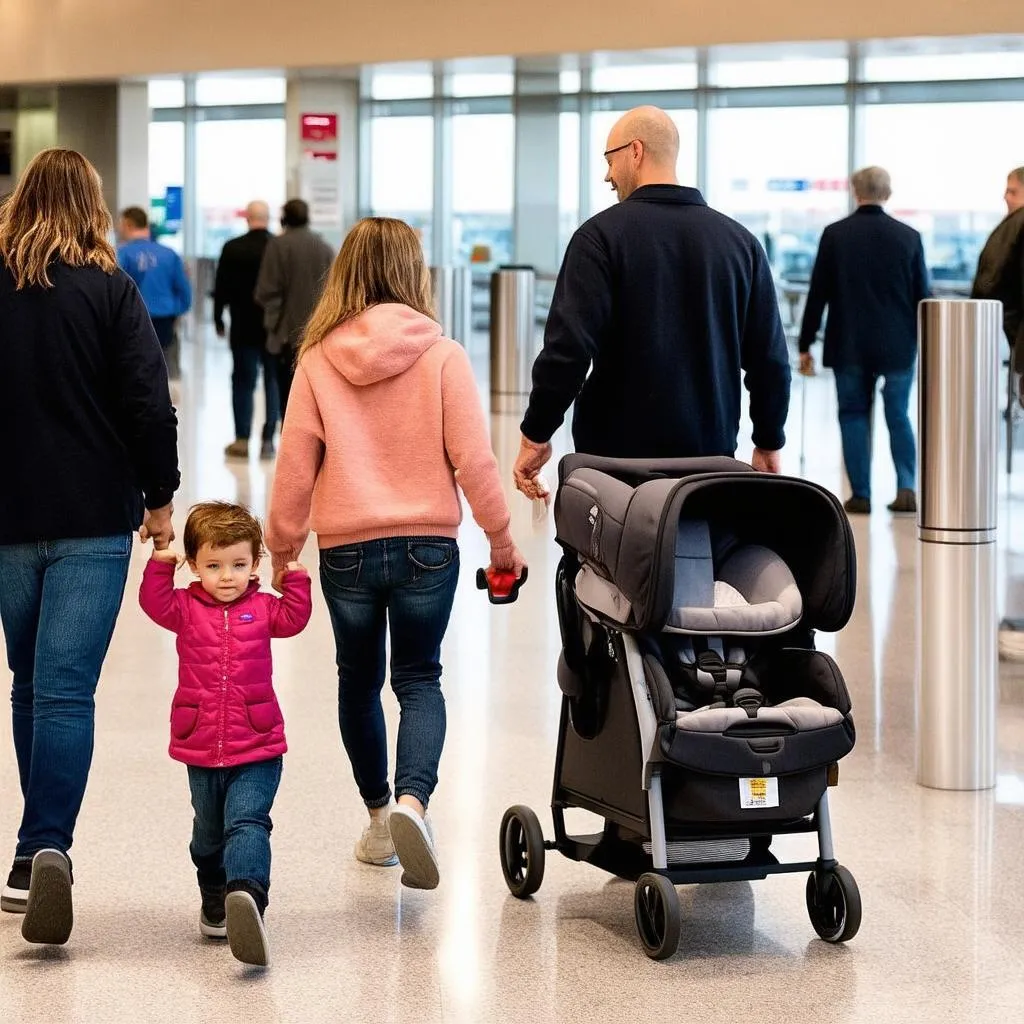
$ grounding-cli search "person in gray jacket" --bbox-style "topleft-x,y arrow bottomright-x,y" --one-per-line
255,199 -> 334,413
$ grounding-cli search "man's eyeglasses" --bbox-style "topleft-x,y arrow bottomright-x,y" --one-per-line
603,140 -> 639,161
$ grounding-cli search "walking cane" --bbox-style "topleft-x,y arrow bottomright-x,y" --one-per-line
799,368 -> 807,476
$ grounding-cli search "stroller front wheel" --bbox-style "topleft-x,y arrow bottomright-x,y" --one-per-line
806,865 -> 861,943
499,805 -> 546,899
634,873 -> 681,961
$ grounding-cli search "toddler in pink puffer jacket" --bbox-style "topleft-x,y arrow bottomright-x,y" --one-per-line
139,501 -> 311,969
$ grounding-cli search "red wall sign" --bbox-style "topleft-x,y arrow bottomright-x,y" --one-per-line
300,114 -> 338,144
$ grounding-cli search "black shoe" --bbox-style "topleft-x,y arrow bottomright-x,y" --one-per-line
1,858 -> 32,914
225,886 -> 269,967
887,489 -> 917,514
21,849 -> 74,945
199,885 -> 227,939
259,440 -> 276,460
843,496 -> 871,515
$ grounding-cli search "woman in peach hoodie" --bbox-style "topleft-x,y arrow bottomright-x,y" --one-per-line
266,218 -> 525,890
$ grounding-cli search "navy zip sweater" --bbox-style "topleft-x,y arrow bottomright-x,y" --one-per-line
521,185 -> 791,458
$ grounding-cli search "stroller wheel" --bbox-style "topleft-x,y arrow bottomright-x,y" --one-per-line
806,865 -> 861,943
499,806 -> 546,899
634,873 -> 681,961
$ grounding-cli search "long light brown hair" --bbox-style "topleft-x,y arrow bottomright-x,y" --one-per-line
299,217 -> 435,359
0,148 -> 117,289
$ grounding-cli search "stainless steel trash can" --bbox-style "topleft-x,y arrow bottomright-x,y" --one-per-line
916,299 -> 1001,791
430,265 -> 473,345
489,266 -> 537,414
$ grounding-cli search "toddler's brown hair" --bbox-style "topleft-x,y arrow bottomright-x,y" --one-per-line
183,502 -> 264,562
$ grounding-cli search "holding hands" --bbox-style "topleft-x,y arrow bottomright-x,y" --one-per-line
140,503 -> 175,550
272,562 -> 307,594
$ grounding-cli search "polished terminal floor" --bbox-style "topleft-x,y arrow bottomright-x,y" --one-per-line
2,326 -> 1023,1024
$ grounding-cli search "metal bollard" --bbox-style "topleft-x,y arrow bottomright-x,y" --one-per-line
916,299 -> 1001,790
430,265 -> 473,345
489,266 -> 537,414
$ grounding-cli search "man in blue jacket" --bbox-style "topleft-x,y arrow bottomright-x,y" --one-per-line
513,106 -> 790,499
118,206 -> 192,373
798,167 -> 931,516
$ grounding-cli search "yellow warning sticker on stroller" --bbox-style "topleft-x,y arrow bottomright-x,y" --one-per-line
739,777 -> 779,809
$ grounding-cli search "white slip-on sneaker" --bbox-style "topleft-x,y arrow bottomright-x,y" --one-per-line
225,891 -> 269,968
388,805 -> 439,890
21,849 -> 74,945
355,816 -> 398,867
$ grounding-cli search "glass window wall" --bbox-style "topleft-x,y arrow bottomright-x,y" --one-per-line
862,36 -> 1024,82
148,121 -> 185,253
195,74 -> 287,106
708,42 -> 849,87
369,115 -> 434,256
195,118 -> 286,257
559,111 -> 580,255
708,106 -> 849,284
369,63 -> 434,100
148,79 -> 185,109
446,58 -> 515,98
451,113 -> 514,266
860,102 -> 1024,286
590,50 -> 697,92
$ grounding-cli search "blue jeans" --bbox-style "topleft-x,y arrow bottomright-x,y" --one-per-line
320,537 -> 460,809
0,535 -> 131,857
231,344 -> 280,443
187,756 -> 282,910
834,365 -> 916,501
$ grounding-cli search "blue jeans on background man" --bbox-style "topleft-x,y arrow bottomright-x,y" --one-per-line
231,344 -> 280,443
834,365 -> 916,501
0,535 -> 132,858
320,537 -> 459,810
187,757 -> 282,911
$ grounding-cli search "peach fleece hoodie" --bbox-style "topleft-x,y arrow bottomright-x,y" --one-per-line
265,303 -> 513,572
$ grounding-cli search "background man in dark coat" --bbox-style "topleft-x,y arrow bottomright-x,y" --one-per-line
799,166 -> 931,516
214,200 -> 278,460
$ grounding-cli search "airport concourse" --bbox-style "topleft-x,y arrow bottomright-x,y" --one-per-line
1,14 -> 1024,1024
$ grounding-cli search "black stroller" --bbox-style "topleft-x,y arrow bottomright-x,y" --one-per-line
499,456 -> 861,959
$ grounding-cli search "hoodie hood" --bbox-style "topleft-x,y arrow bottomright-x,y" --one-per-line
322,304 -> 443,386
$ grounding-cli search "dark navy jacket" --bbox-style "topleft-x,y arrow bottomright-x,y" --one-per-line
520,185 -> 791,458
0,262 -> 180,544
799,205 -> 931,373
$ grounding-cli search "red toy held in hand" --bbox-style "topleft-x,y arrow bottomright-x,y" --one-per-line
476,566 -> 528,605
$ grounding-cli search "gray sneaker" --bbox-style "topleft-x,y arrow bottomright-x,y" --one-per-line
21,849 -> 74,945
259,440 -> 276,460
389,805 -> 439,890
355,815 -> 398,867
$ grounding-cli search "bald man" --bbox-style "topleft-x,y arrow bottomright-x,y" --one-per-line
214,201 -> 280,460
514,105 -> 791,494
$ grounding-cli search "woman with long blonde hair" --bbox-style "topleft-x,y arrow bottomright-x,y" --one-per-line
0,149 -> 179,945
267,217 -> 525,889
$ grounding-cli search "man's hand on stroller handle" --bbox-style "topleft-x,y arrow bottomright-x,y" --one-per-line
752,448 -> 783,474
